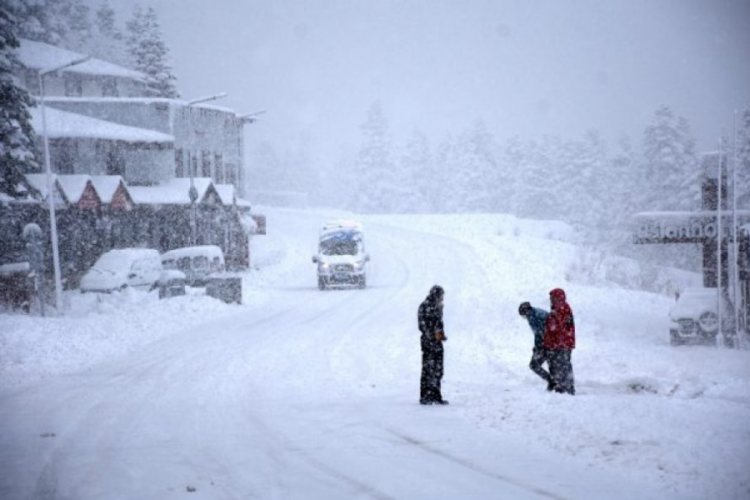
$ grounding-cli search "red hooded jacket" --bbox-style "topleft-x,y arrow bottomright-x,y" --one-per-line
544,288 -> 575,350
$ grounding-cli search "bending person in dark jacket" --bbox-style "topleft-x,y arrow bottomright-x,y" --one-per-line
518,301 -> 553,391
418,285 -> 449,405
544,288 -> 576,395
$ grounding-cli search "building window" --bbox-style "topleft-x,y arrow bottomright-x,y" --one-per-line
214,153 -> 224,183
56,139 -> 77,174
175,149 -> 184,178
64,76 -> 83,97
226,163 -> 236,186
106,145 -> 125,176
25,69 -> 40,94
201,150 -> 211,178
191,154 -> 198,178
102,77 -> 119,97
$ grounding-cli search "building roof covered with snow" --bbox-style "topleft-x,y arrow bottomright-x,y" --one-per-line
16,39 -> 147,82
89,176 -> 128,204
129,178 -> 219,206
29,107 -> 174,144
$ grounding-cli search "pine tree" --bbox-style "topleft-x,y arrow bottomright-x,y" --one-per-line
353,100 -> 397,213
734,108 -> 750,208
10,0 -> 71,45
570,130 -> 609,234
95,1 -> 117,37
88,1 -> 127,66
433,135 -> 461,213
126,6 -> 178,98
399,129 -> 432,213
642,105 -> 698,211
500,136 -> 525,214
60,0 -> 91,52
0,6 -> 38,197
452,120 -> 497,213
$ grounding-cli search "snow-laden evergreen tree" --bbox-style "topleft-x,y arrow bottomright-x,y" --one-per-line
642,105 -> 698,211
352,100 -> 398,213
398,129 -> 432,213
87,1 -> 127,66
126,6 -> 178,98
433,135 -> 461,213
452,120 -> 497,213
0,6 -> 38,198
9,0 -> 70,45
569,130 -> 609,235
514,136 -> 565,220
735,107 -> 750,208
59,0 -> 90,53
500,136 -> 525,214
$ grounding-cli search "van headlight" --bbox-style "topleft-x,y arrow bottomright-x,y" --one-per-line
353,260 -> 365,270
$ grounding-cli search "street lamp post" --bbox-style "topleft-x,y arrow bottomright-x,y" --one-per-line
38,55 -> 90,313
184,93 -> 227,245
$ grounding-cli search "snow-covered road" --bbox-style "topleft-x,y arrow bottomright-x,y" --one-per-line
1,209 -> 744,499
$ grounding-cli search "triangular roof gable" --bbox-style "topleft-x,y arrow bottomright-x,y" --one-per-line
201,183 -> 222,205
90,176 -> 131,204
109,182 -> 134,210
24,174 -> 69,205
56,175 -> 93,204
214,184 -> 236,206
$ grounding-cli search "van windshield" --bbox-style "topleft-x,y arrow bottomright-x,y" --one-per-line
320,232 -> 361,256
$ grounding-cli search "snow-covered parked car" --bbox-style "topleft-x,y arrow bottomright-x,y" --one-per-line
312,220 -> 370,290
80,248 -> 162,293
161,245 -> 225,286
668,287 -> 719,346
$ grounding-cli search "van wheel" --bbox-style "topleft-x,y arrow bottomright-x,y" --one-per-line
318,277 -> 326,290
669,333 -> 682,347
358,276 -> 366,289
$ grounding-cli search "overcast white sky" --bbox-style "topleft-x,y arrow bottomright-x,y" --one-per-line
113,0 -> 750,158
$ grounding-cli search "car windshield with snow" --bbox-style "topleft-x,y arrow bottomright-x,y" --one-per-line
312,220 -> 369,290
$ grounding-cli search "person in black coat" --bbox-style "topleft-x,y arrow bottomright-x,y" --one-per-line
418,285 -> 449,405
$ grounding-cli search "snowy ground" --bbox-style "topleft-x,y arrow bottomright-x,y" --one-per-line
1,207 -> 748,499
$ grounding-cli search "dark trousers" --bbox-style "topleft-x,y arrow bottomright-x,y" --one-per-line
529,347 -> 552,385
420,349 -> 444,403
548,349 -> 575,395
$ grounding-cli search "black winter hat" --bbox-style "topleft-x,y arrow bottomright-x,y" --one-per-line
518,301 -> 532,316
429,285 -> 445,298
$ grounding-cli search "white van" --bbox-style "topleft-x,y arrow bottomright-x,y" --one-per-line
312,220 -> 370,290
161,245 -> 225,286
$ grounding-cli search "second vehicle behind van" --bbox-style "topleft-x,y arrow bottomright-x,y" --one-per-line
161,245 -> 225,286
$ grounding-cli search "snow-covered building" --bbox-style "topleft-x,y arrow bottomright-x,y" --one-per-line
15,38 -> 248,194
27,107 -> 174,185
42,97 -> 246,191
1,39 -> 261,299
15,39 -> 150,98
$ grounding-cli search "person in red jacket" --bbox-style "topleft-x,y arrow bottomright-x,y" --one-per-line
544,288 -> 575,395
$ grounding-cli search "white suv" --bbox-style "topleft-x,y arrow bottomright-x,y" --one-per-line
668,288 -> 719,346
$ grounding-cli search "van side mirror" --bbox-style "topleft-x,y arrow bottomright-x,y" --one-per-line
365,254 -> 370,262
312,255 -> 318,264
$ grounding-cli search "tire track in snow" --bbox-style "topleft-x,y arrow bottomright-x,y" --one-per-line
382,427 -> 568,500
